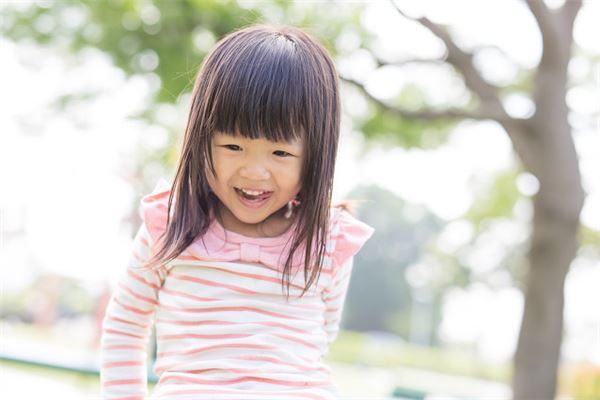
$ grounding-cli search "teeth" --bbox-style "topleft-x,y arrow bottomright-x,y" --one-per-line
239,188 -> 266,196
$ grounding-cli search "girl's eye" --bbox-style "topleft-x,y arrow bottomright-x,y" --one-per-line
273,150 -> 292,157
223,144 -> 242,151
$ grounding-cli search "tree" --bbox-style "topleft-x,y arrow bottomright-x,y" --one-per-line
342,1 -> 585,398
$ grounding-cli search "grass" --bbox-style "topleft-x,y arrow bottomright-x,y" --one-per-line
327,330 -> 512,383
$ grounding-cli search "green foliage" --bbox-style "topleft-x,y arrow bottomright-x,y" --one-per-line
2,0 -> 262,103
358,97 -> 457,149
580,224 -> 600,248
466,167 -> 522,230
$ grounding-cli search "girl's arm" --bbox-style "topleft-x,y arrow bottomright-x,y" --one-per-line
321,208 -> 375,352
322,257 -> 355,348
100,222 -> 164,400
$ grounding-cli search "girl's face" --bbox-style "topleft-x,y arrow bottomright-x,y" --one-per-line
207,131 -> 304,234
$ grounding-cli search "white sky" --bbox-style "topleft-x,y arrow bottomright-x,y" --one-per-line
0,0 -> 598,364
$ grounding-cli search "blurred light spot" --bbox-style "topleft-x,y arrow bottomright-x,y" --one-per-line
544,0 -> 566,9
144,72 -> 162,95
140,4 -> 160,25
513,198 -> 533,222
134,49 -> 159,72
119,35 -> 141,55
516,172 -> 539,196
121,11 -> 141,31
60,5 -> 88,31
405,262 -> 430,288
33,14 -> 55,34
567,84 -> 600,115
436,219 -> 475,253
83,23 -> 102,43
192,28 -> 216,52
34,0 -> 52,9
472,47 -> 519,86
502,92 -> 535,119
142,125 -> 169,150
568,56 -> 591,81
336,28 -> 361,53
338,48 -> 377,83
143,22 -> 161,35
574,1 -> 600,53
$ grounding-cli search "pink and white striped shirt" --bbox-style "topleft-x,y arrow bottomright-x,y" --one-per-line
100,180 -> 374,399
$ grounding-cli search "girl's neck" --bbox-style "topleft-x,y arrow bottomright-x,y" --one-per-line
214,202 -> 296,238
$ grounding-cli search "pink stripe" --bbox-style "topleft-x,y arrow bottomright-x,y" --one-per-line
159,387 -> 329,400
160,287 -> 218,302
157,342 -> 276,358
229,355 -> 330,373
103,360 -> 144,368
186,367 -> 266,374
250,320 -> 311,334
157,332 -> 252,340
158,303 -> 312,321
104,378 -> 145,387
159,374 -> 332,388
322,291 -> 343,302
110,396 -> 144,400
273,332 -> 320,350
155,318 -> 236,327
102,343 -> 146,351
107,315 -> 149,329
171,264 -> 330,292
169,272 -> 258,295
128,269 -> 160,290
114,298 -> 154,316
119,282 -> 158,306
131,249 -> 146,264
162,389 -> 327,400
103,327 -> 144,340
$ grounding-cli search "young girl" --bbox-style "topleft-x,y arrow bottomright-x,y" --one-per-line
100,24 -> 374,400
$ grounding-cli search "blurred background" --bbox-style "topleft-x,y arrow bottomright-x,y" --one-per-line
1,0 -> 599,399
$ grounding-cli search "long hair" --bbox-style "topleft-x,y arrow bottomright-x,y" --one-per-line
144,24 -> 340,299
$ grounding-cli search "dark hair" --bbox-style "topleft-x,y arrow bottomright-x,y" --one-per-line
144,24 -> 341,299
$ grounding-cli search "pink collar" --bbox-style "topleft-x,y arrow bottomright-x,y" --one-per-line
141,179 -> 324,272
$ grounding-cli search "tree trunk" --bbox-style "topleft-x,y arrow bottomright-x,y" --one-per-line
510,3 -> 585,395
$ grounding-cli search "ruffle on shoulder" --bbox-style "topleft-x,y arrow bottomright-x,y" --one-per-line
330,207 -> 375,271
139,178 -> 173,248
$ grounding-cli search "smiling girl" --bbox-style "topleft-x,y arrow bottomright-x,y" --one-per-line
100,24 -> 374,400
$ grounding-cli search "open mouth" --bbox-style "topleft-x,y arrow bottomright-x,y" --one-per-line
234,187 -> 273,207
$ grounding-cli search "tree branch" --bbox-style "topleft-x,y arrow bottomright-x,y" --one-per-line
559,0 -> 583,34
388,0 -> 506,113
372,55 -> 446,69
341,76 -> 516,123
523,0 -> 565,62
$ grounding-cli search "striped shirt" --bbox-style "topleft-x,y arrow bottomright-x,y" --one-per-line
100,183 -> 374,399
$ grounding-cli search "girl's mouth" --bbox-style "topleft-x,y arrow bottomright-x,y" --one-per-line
234,187 -> 273,208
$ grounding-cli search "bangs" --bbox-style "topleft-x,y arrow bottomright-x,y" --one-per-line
207,32 -> 307,143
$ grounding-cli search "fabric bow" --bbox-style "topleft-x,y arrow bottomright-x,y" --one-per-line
139,179 -> 374,273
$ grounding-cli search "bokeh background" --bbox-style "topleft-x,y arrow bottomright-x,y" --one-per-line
1,0 -> 599,399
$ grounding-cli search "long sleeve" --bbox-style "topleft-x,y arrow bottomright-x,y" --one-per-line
321,208 -> 374,353
322,257 -> 355,346
100,222 -> 165,400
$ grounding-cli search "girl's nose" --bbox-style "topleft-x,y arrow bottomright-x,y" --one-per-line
240,163 -> 270,180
